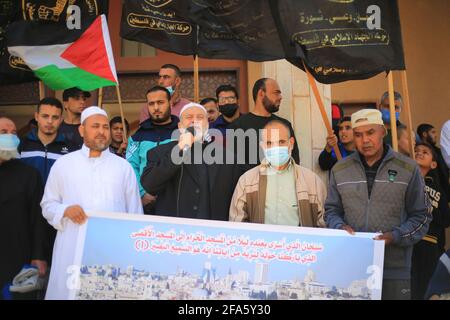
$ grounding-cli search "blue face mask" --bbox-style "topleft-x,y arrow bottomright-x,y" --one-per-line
165,86 -> 175,97
381,109 -> 400,123
264,146 -> 290,167
0,134 -> 20,151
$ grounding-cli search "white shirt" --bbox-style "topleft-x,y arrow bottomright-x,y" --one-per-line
441,120 -> 450,167
41,145 -> 143,299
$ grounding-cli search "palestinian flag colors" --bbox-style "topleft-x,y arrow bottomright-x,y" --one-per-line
7,15 -> 117,91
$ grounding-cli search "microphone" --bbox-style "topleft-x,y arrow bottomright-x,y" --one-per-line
182,126 -> 196,152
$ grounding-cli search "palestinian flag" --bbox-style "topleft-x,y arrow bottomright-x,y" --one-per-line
6,15 -> 117,91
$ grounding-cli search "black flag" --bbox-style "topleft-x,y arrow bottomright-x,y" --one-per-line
120,0 -> 196,56
120,0 -> 406,84
0,1 -> 36,85
190,0 -> 284,61
270,0 -> 406,83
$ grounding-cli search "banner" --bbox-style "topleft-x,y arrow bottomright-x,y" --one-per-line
120,0 -> 405,84
120,0 -> 196,56
271,0 -> 406,83
46,212 -> 385,300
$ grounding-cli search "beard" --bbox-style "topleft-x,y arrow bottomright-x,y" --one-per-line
262,96 -> 279,113
0,149 -> 19,162
150,108 -> 171,124
425,135 -> 436,146
85,135 -> 110,152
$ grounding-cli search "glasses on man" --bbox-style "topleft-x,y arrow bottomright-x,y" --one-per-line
218,96 -> 237,104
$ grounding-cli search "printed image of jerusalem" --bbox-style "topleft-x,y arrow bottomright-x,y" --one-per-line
75,260 -> 371,300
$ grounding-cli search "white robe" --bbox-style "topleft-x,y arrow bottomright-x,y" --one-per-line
41,145 -> 143,299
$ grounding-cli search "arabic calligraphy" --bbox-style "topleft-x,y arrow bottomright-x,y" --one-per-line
293,28 -> 389,50
127,13 -> 192,36
131,226 -> 324,265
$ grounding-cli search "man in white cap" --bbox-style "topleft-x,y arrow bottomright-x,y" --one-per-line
41,107 -> 143,299
324,109 -> 432,300
141,103 -> 243,221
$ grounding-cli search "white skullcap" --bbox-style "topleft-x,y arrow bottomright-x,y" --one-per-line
81,106 -> 108,124
179,102 -> 207,118
351,109 -> 384,129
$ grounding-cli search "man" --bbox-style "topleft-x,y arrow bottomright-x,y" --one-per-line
378,91 -> 404,147
109,116 -> 130,158
41,107 -> 143,299
325,109 -> 432,300
141,103 -> 243,221
200,97 -> 219,123
210,85 -> 241,136
127,86 -> 179,214
441,120 -> 450,168
139,64 -> 190,122
396,124 -> 415,157
59,87 -> 91,150
319,116 -> 355,171
229,78 -> 300,170
417,123 -> 449,198
19,97 -> 75,185
230,120 -> 326,227
0,117 -> 50,299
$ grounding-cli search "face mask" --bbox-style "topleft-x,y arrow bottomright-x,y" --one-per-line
264,146 -> 290,167
219,103 -> 238,118
0,134 -> 20,151
165,86 -> 175,97
381,109 -> 400,123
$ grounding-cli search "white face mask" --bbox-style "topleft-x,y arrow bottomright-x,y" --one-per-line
0,133 -> 20,151
264,146 -> 291,167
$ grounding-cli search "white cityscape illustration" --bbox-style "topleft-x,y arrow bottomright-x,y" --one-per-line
75,260 -> 371,300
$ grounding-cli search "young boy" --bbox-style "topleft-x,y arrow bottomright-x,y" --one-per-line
318,116 -> 355,171
411,142 -> 450,299
109,116 -> 130,158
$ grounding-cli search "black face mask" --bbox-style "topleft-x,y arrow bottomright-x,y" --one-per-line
219,103 -> 239,118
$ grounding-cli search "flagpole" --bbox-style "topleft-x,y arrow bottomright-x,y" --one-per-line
98,88 -> 104,109
303,61 -> 342,160
194,55 -> 199,102
115,85 -> 128,140
401,71 -> 415,159
39,81 -> 45,100
387,72 -> 399,152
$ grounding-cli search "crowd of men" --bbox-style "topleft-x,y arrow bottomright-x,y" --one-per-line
1,63 -> 449,300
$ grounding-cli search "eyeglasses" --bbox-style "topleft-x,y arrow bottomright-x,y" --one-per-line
218,96 -> 237,104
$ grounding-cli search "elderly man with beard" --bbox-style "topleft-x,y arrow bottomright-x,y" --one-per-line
0,117 -> 50,299
141,103 -> 244,221
127,86 -> 180,214
229,78 -> 300,170
41,106 -> 143,299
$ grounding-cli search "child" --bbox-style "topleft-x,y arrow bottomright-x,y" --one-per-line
411,142 -> 450,299
109,116 -> 130,158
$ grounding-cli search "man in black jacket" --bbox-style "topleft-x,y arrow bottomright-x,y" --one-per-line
141,103 -> 244,221
0,117 -> 50,299
19,97 -> 76,186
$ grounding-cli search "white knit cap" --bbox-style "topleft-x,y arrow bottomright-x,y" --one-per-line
179,102 -> 207,118
81,106 -> 108,124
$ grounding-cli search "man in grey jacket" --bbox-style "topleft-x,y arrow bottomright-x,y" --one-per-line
325,109 -> 432,300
